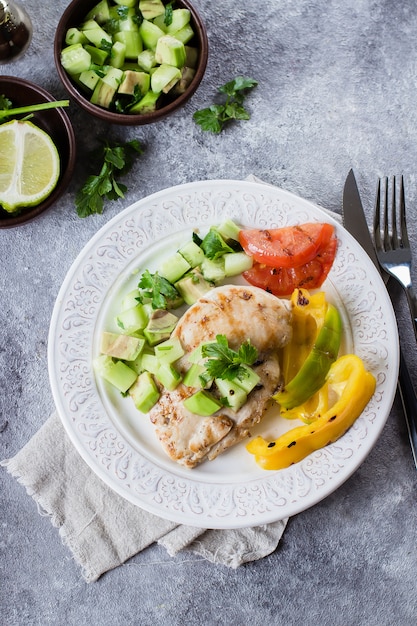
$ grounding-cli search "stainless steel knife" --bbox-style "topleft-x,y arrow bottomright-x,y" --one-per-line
342,168 -> 417,468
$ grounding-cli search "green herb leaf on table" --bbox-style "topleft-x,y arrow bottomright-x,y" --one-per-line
202,334 -> 258,381
193,76 -> 258,133
75,139 -> 143,218
138,270 -> 181,310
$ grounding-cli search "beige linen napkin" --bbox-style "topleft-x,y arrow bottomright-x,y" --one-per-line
1,413 -> 287,582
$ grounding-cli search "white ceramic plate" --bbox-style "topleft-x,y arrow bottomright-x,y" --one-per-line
48,179 -> 399,528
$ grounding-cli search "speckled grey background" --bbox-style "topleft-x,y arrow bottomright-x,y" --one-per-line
1,1 -> 417,625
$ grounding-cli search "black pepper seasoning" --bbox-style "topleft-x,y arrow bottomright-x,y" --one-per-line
0,1 -> 32,63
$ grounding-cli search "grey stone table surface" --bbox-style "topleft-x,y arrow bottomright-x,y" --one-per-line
1,1 -> 417,624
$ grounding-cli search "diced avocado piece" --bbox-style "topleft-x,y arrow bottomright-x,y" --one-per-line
60,44 -> 92,75
110,40 -> 126,68
171,23 -> 194,45
91,80 -> 115,107
114,30 -> 143,58
139,19 -> 165,50
65,27 -> 88,46
155,362 -> 182,391
233,364 -> 261,394
151,64 -> 181,94
154,336 -> 185,365
172,66 -> 196,95
84,43 -> 108,65
175,269 -> 212,305
137,48 -> 156,72
200,257 -> 225,283
143,309 -> 178,345
185,46 -> 198,69
223,251 -> 253,277
118,70 -> 150,95
139,0 -> 165,20
158,251 -> 191,283
183,363 -> 212,389
141,352 -> 160,375
100,332 -> 145,361
94,355 -> 137,393
86,0 -> 111,23
215,378 -> 248,412
183,390 -> 223,416
116,303 -> 148,334
166,9 -> 191,34
79,69 -> 100,91
129,371 -> 160,413
128,89 -> 160,114
178,239 -> 205,268
155,35 -> 186,68
82,21 -> 113,48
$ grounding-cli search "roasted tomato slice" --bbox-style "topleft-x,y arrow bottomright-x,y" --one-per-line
239,223 -> 335,268
242,234 -> 337,296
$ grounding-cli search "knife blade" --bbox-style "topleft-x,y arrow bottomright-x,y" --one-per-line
342,169 -> 417,469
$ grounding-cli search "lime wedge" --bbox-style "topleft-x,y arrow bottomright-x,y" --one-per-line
0,120 -> 60,213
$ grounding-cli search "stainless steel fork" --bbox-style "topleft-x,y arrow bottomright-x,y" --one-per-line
373,176 -> 417,342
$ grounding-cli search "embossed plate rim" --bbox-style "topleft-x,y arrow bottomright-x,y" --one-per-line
48,179 -> 399,528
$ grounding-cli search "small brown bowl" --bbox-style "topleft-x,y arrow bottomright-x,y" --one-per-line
0,76 -> 76,228
54,0 -> 208,126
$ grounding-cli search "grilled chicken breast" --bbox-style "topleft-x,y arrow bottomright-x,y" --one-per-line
149,285 -> 292,468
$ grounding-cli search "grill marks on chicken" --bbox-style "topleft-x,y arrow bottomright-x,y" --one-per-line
148,285 -> 292,468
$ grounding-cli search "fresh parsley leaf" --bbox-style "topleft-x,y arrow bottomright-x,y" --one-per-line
193,76 -> 258,133
201,334 -> 258,381
164,2 -> 174,26
0,94 -> 12,123
201,229 -> 234,259
138,270 -> 181,309
75,139 -> 143,218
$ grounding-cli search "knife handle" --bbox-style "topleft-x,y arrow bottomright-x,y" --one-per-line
398,348 -> 417,469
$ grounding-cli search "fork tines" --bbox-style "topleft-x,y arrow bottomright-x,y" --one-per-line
374,175 -> 409,252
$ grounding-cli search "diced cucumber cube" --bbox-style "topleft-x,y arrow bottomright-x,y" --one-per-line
183,363 -> 211,389
155,363 -> 182,391
141,352 -> 160,375
110,40 -> 126,68
116,8 -> 140,32
154,336 -> 185,365
85,43 -> 108,65
116,304 -> 148,334
172,24 -> 194,45
128,89 -> 159,113
155,35 -> 186,68
129,371 -> 160,413
215,378 -> 247,412
100,331 -> 145,361
139,0 -> 165,20
200,257 -> 225,283
137,48 -> 156,72
158,251 -> 190,283
216,219 -> 241,242
82,21 -> 113,48
121,288 -> 141,311
79,69 -> 100,91
113,0 -> 137,7
114,31 -> 143,59
165,9 -> 191,35
178,240 -> 205,267
151,64 -> 181,94
102,66 -> 124,88
183,390 -> 222,416
139,19 -> 165,50
223,251 -> 253,277
65,28 -> 88,46
94,355 -> 137,393
233,364 -> 261,394
86,0 -> 111,24
60,44 -> 92,75
118,70 -> 150,95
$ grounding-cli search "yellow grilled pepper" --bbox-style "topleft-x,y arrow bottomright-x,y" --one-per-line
246,354 -> 376,470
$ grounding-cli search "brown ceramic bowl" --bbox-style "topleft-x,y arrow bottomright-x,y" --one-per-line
54,0 -> 208,125
0,76 -> 76,228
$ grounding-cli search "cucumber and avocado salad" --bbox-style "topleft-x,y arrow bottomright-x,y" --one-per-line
60,0 -> 199,114
93,219 -> 258,417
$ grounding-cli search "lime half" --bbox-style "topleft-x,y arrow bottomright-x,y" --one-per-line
0,119 -> 60,213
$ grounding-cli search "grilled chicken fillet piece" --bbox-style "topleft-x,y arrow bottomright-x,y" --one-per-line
149,285 -> 292,468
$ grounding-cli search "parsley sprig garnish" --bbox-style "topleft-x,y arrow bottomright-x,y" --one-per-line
75,139 -> 143,217
138,270 -> 182,309
201,334 -> 258,381
193,76 -> 258,134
